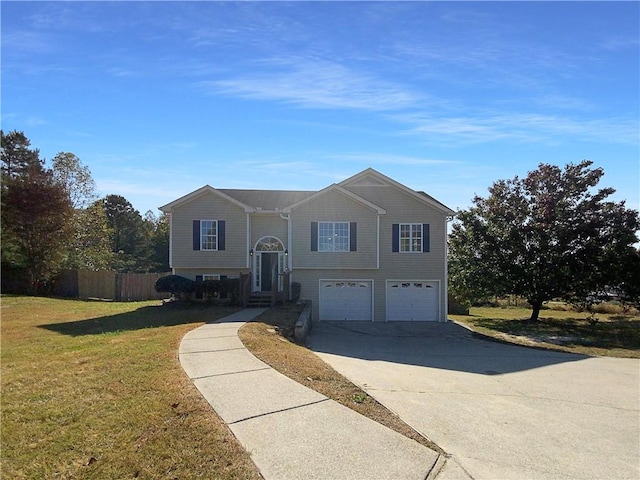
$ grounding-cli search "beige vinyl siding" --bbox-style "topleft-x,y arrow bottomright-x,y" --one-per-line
346,186 -> 445,269
335,185 -> 448,321
171,191 -> 247,269
290,189 -> 378,270
250,213 -> 288,248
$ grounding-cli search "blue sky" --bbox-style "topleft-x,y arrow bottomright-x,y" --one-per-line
3,1 -> 638,216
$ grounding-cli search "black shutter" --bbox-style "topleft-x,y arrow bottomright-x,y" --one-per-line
392,224 -> 399,252
193,220 -> 201,250
311,222 -> 318,251
350,222 -> 357,251
218,220 -> 225,250
422,224 -> 430,252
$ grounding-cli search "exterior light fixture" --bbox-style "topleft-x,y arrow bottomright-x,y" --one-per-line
249,248 -> 254,256
285,249 -> 288,256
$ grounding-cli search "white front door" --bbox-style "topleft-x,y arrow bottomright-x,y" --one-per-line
253,236 -> 286,292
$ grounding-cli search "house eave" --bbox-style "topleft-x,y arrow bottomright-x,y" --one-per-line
340,167 -> 456,216
159,185 -> 253,213
282,184 -> 386,214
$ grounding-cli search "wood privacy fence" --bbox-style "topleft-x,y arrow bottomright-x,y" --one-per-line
55,270 -> 171,301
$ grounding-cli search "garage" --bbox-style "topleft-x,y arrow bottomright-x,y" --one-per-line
386,280 -> 439,321
319,280 -> 373,321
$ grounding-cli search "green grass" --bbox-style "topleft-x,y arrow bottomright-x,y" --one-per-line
450,306 -> 640,358
1,296 -> 262,480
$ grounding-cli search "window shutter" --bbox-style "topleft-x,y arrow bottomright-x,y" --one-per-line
392,224 -> 399,252
311,222 -> 318,251
193,220 -> 201,250
422,224 -> 430,252
218,220 -> 226,251
350,222 -> 357,252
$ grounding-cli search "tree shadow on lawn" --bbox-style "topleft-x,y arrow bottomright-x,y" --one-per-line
477,316 -> 640,351
40,303 -> 240,337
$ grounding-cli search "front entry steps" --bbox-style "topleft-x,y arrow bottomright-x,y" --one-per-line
247,293 -> 273,308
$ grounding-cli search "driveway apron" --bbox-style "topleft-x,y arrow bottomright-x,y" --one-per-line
307,321 -> 640,480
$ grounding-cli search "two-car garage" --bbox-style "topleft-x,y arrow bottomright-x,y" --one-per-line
318,279 -> 440,322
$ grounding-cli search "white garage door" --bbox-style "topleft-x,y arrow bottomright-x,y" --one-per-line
386,280 -> 439,321
319,280 -> 373,321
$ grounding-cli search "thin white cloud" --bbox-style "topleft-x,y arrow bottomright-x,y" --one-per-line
201,57 -> 422,112
327,152 -> 456,167
399,112 -> 639,145
600,35 -> 640,52
230,159 -> 344,185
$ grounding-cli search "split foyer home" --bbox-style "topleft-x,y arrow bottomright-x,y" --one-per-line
159,168 -> 455,322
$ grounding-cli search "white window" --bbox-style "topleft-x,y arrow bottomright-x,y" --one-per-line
319,222 -> 350,252
201,220 -> 217,250
400,223 -> 422,253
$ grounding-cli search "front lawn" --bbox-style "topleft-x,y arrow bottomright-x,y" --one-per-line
449,306 -> 640,358
1,296 -> 261,480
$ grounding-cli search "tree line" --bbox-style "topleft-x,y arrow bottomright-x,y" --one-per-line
1,130 -> 169,294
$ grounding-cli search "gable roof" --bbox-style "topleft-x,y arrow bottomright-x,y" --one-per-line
159,167 -> 454,216
340,168 -> 455,215
159,185 -> 254,213
281,184 -> 386,214
218,189 -> 314,211
159,185 -> 315,213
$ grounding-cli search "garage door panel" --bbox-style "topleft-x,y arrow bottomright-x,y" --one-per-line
320,280 -> 372,321
387,280 -> 438,321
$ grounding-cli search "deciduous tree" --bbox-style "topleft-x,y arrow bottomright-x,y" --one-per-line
1,132 -> 73,292
449,161 -> 640,321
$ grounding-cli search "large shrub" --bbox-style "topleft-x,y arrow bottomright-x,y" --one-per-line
155,275 -> 195,301
291,282 -> 301,302
199,278 -> 240,304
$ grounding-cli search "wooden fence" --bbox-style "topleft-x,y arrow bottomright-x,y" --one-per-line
55,270 -> 171,301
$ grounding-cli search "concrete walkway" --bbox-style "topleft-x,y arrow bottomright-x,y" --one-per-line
179,309 -> 442,480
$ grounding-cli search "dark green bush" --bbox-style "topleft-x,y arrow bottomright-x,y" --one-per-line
155,275 -> 195,300
291,282 -> 301,302
199,278 -> 240,304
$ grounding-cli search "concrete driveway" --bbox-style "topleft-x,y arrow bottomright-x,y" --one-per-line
307,321 -> 640,480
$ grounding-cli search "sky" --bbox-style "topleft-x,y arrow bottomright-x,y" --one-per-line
2,1 -> 639,217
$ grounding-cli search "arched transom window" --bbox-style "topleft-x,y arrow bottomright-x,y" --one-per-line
255,236 -> 285,252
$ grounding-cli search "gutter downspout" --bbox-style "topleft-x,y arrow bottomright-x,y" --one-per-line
377,215 -> 380,270
444,214 -> 455,322
246,213 -> 251,269
167,213 -> 174,274
280,213 -> 291,271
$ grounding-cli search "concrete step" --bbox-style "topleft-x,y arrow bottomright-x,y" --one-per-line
247,294 -> 273,308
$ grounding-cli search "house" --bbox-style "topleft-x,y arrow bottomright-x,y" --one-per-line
159,168 -> 455,322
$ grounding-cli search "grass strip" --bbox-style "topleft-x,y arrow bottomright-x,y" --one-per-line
238,304 -> 445,454
450,306 -> 640,358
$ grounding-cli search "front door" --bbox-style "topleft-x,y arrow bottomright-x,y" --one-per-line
260,252 -> 278,292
